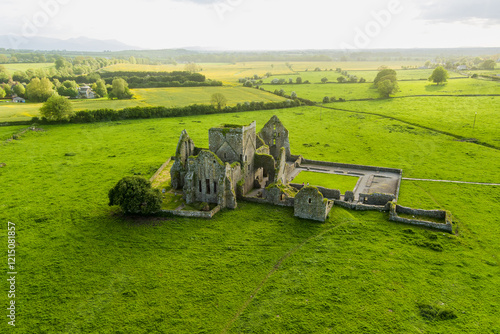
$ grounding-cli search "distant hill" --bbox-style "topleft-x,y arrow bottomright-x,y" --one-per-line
0,35 -> 141,52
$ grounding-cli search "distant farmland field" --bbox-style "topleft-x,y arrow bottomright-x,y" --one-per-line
0,86 -> 286,122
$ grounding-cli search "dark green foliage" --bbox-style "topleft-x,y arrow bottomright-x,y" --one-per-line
57,80 -> 79,98
479,59 -> 496,70
98,71 -> 221,88
429,66 -> 449,85
418,303 -> 457,321
12,84 -> 25,97
108,176 -> 162,214
377,79 -> 399,98
34,99 -> 301,124
26,77 -> 55,102
108,78 -> 133,100
92,79 -> 108,98
40,95 -> 74,121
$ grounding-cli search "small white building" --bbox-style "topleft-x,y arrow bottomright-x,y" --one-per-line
457,65 -> 468,71
78,85 -> 96,99
12,96 -> 25,103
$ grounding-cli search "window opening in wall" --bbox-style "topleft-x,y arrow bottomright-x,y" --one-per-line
199,180 -> 202,193
308,198 -> 312,204
240,154 -> 243,161
206,179 -> 211,194
213,181 -> 217,193
224,153 -> 227,159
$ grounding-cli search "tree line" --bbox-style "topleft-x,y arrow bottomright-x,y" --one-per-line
32,100 -> 301,124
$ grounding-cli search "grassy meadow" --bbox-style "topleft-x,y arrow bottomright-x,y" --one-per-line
291,172 -> 359,193
2,62 -> 54,73
1,61 -> 499,333
0,86 -> 286,122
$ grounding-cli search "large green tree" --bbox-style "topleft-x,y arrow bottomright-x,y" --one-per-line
57,80 -> 79,98
12,84 -> 25,97
26,77 -> 55,102
108,78 -> 133,99
40,95 -> 74,121
377,79 -> 399,98
480,60 -> 496,70
428,66 -> 449,85
0,65 -> 10,83
0,87 -> 5,98
374,69 -> 397,86
92,79 -> 107,98
108,176 -> 162,215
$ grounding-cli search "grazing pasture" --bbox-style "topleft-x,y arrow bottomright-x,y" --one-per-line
1,60 -> 498,333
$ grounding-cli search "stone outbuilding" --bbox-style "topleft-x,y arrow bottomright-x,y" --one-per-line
294,186 -> 333,222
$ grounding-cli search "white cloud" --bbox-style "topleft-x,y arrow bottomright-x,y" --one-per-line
0,0 -> 499,50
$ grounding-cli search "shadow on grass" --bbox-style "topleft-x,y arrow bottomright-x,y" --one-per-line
425,84 -> 447,92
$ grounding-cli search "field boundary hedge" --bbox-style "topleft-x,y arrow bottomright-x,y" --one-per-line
27,100 -> 301,125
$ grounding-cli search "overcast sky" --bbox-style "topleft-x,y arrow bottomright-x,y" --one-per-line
1,0 -> 499,50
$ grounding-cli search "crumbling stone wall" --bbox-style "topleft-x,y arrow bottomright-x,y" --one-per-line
254,152 -> 275,186
275,147 -> 287,184
358,193 -> 395,205
258,115 -> 291,160
389,202 -> 453,233
183,150 -> 237,209
209,122 -> 257,195
290,184 -> 341,200
294,186 -> 333,222
170,130 -> 196,189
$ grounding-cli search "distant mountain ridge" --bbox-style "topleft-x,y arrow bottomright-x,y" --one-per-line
0,35 -> 142,52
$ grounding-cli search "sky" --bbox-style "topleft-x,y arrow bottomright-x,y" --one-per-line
1,0 -> 500,50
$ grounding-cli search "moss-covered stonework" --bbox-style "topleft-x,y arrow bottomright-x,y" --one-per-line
294,186 -> 333,222
166,115 -> 451,227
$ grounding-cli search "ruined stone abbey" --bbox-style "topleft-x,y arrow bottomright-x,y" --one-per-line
168,115 -> 453,232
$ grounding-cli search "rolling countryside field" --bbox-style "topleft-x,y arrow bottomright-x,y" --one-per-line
0,86 -> 286,122
1,60 -> 499,333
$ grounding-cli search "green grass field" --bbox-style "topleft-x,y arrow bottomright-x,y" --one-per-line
262,69 -> 467,84
341,96 -> 500,147
0,86 -> 286,122
291,172 -> 359,193
101,61 -> 425,84
1,106 -> 498,333
2,62 -> 54,73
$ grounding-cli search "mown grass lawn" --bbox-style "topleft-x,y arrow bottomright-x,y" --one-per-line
291,171 -> 359,193
0,104 -> 498,332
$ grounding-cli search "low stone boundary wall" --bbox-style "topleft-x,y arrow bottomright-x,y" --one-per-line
389,202 -> 453,233
150,158 -> 172,182
301,159 -> 403,175
243,196 -> 294,207
359,193 -> 395,206
161,205 -> 221,218
334,200 -> 390,212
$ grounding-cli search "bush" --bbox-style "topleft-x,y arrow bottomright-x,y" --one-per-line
323,96 -> 330,103
40,95 -> 74,121
108,176 -> 162,215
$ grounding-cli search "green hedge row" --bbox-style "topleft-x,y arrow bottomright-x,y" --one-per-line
32,100 -> 302,124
